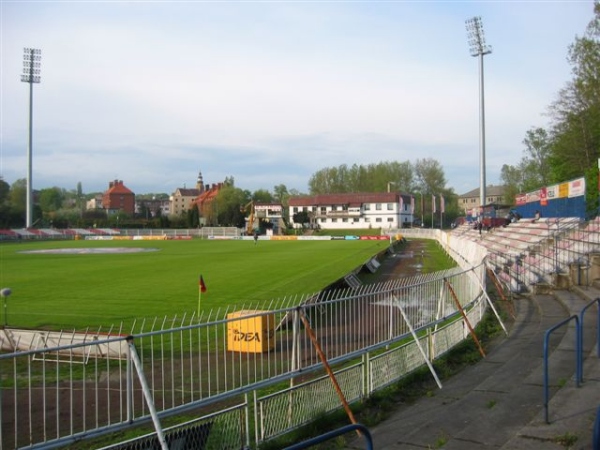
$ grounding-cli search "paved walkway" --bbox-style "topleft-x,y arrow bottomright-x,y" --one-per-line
344,285 -> 600,450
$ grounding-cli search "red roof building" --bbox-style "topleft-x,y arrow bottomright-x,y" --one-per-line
102,180 -> 135,216
191,183 -> 223,226
288,192 -> 414,230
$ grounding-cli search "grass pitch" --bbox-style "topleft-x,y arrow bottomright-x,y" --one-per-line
0,238 -> 390,330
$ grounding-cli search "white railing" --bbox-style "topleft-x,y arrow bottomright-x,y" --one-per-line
0,262 -> 486,450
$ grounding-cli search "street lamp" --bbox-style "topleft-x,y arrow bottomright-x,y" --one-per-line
1,288 -> 12,328
465,17 -> 491,216
21,48 -> 42,228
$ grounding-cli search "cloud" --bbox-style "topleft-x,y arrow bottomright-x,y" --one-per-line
0,1 -> 593,196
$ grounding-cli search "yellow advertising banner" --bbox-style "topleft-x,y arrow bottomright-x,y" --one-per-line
558,183 -> 569,198
270,235 -> 298,241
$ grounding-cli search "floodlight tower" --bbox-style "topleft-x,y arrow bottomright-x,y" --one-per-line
21,48 -> 42,228
465,17 -> 491,214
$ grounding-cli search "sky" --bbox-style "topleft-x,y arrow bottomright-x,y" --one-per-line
0,1 -> 594,197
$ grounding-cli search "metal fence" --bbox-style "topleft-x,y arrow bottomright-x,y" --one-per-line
0,228 -> 242,241
0,259 -> 488,449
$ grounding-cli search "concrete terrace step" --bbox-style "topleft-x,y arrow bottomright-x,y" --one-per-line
343,287 -> 600,450
502,285 -> 600,450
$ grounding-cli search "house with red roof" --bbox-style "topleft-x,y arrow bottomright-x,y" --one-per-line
288,192 -> 414,230
191,183 -> 223,226
102,180 -> 135,216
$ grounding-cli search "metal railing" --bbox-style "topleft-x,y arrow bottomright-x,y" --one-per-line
543,315 -> 581,423
472,217 -> 600,292
0,261 -> 487,449
282,423 -> 373,450
543,296 -> 600,425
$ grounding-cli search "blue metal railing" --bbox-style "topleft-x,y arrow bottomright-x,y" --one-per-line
543,314 -> 581,424
579,298 -> 600,363
282,423 -> 373,450
583,298 -> 600,450
594,406 -> 600,450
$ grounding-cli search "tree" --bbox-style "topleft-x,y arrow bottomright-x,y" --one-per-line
308,161 -> 416,194
547,4 -> 600,185
252,189 -> 273,204
0,178 -> 11,227
9,179 -> 26,225
292,211 -> 310,228
187,207 -> 199,228
273,184 -> 289,204
76,182 -> 83,215
39,187 -> 64,213
501,127 -> 553,203
0,178 -> 9,205
308,166 -> 348,194
413,158 -> 447,195
548,82 -> 599,182
215,185 -> 249,228
500,163 -> 524,205
522,127 -> 552,187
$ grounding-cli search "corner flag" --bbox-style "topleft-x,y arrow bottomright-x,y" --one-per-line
197,275 -> 207,319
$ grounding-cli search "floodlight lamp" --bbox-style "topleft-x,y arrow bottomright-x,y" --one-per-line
21,48 -> 42,84
465,16 -> 492,57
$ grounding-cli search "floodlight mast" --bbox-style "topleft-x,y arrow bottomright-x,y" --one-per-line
21,48 -> 41,229
465,17 -> 491,216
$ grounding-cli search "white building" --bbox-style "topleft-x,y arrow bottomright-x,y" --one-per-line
86,195 -> 104,211
169,172 -> 205,217
254,203 -> 285,235
288,192 -> 414,230
458,185 -> 506,216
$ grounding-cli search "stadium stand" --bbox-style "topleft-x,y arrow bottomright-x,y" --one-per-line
457,216 -> 600,293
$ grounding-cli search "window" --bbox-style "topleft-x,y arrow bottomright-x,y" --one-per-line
387,203 -> 394,211
387,217 -> 394,222
293,207 -> 298,213
376,204 -> 382,210
332,218 -> 338,222
376,218 -> 382,222
342,218 -> 348,222
353,218 -> 359,223
320,206 -> 327,214
364,204 -> 370,211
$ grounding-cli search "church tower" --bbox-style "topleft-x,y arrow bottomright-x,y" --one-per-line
196,171 -> 204,192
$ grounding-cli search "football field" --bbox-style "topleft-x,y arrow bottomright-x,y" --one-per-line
0,238 -> 390,330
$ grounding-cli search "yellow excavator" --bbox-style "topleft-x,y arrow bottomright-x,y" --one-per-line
241,201 -> 256,235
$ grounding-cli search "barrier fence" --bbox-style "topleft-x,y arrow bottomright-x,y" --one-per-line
0,260 -> 488,449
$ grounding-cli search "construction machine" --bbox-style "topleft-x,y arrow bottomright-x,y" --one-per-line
241,201 -> 256,235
